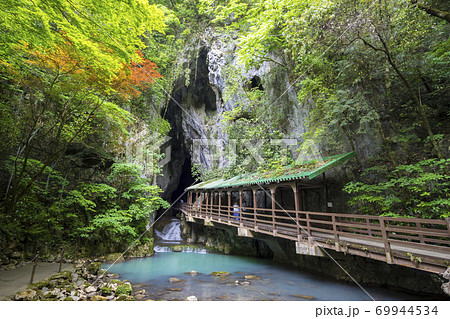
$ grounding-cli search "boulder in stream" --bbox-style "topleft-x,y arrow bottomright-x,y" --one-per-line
211,271 -> 231,276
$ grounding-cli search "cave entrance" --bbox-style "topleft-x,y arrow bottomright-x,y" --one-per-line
171,157 -> 195,204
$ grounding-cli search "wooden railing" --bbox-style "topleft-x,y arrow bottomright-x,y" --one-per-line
180,202 -> 450,274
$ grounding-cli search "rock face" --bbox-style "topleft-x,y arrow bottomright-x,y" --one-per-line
157,29 -> 362,212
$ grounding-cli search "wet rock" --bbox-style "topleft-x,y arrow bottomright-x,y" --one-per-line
211,271 -> 231,276
290,294 -> 316,300
134,294 -> 146,301
172,246 -> 182,252
116,294 -> 134,301
235,280 -> 251,286
169,278 -> 185,283
245,275 -> 261,280
186,270 -> 199,275
186,295 -> 198,301
166,287 -> 183,291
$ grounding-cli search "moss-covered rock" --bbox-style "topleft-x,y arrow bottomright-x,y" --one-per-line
90,295 -> 108,301
63,297 -> 74,301
51,270 -> 72,280
101,287 -> 112,296
115,284 -> 132,295
102,253 -> 125,263
210,271 -> 231,276
87,262 -> 102,274
116,294 -> 134,301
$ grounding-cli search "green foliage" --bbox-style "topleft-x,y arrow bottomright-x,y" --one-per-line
203,0 -> 449,161
344,159 -> 450,219
1,156 -> 168,253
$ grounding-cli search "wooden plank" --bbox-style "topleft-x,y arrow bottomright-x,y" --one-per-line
385,227 -> 449,238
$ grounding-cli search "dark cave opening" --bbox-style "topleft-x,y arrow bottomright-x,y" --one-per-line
171,157 -> 195,203
249,76 -> 263,91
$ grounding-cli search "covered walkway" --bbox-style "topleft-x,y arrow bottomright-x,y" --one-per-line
180,152 -> 450,274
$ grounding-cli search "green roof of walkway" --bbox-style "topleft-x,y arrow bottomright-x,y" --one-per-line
186,151 -> 355,191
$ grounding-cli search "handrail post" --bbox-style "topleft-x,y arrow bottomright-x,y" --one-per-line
239,189 -> 243,227
270,188 -> 276,236
58,246 -> 65,272
416,221 -> 424,244
380,217 -> 393,264
306,212 -> 311,237
366,218 -> 373,237
332,214 -> 340,251
446,218 -> 450,237
253,188 -> 257,231
218,191 -> 221,221
30,249 -> 39,284
227,191 -> 231,225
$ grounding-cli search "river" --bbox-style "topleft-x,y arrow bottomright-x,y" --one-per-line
103,219 -> 430,301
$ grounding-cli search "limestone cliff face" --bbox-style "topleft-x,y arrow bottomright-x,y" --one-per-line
157,29 -> 382,202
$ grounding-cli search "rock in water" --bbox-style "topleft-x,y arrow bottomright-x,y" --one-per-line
245,275 -> 261,280
210,271 -> 231,276
290,294 -> 316,300
169,277 -> 184,283
186,295 -> 198,301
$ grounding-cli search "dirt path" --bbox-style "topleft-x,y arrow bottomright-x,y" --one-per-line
0,262 -> 73,300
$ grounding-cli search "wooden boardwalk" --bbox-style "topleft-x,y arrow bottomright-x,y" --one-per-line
180,203 -> 450,274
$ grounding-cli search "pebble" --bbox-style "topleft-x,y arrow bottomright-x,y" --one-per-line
186,295 -> 198,301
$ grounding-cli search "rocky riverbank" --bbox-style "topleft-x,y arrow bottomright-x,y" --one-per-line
13,260 -> 135,301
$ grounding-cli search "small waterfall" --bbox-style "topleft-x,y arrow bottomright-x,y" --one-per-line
155,219 -> 182,242
154,218 -> 206,254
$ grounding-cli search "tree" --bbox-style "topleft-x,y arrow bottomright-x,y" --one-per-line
0,0 -> 166,215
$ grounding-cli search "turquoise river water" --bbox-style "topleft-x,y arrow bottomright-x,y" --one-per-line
103,249 -> 431,301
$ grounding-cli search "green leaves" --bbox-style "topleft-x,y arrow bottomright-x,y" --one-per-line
344,158 -> 450,218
